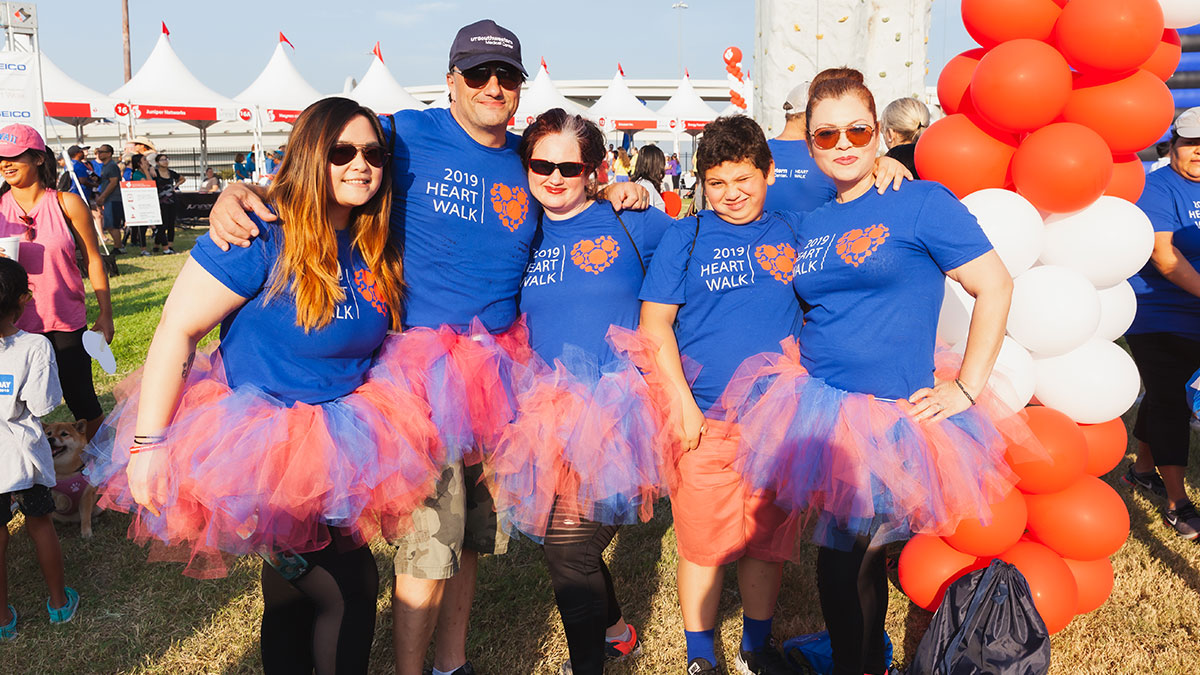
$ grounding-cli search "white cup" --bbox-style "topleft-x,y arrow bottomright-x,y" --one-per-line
0,235 -> 19,261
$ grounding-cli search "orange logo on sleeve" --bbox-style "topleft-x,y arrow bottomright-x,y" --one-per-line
353,268 -> 388,315
571,236 -> 620,274
754,242 -> 798,283
490,183 -> 529,232
835,224 -> 890,267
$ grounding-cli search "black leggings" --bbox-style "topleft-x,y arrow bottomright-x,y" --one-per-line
155,202 -> 176,247
260,531 -> 379,675
817,536 -> 889,675
43,329 -> 103,421
1127,332 -> 1200,467
542,501 -> 623,675
128,224 -> 148,248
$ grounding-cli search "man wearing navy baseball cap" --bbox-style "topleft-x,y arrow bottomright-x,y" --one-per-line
205,19 -> 648,675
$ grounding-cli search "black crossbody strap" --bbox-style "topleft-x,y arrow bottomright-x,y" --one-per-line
612,210 -> 645,276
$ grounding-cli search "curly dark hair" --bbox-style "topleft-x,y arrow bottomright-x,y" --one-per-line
0,256 -> 29,320
695,115 -> 772,179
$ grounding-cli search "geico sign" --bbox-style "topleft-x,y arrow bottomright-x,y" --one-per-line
0,111 -> 31,117
0,63 -> 26,71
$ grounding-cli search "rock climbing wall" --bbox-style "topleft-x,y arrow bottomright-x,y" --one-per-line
754,0 -> 934,136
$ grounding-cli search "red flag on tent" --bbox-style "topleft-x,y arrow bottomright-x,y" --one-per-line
372,42 -> 384,63
161,21 -> 169,36
618,63 -> 625,76
279,32 -> 294,49
541,56 -> 548,72
685,68 -> 690,78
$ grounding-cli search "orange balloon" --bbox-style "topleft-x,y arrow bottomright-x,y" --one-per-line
971,40 -> 1073,133
1012,123 -> 1114,213
1062,70 -> 1176,155
1063,556 -> 1115,614
945,487 -> 1029,557
1054,0 -> 1165,75
938,48 -> 987,116
962,0 -> 1063,48
1006,406 -> 1088,494
998,540 -> 1078,634
898,534 -> 982,611
915,114 -> 1018,199
1105,155 -> 1149,204
1026,475 -> 1130,560
1079,417 -> 1130,477
661,190 -> 682,218
1141,29 -> 1182,81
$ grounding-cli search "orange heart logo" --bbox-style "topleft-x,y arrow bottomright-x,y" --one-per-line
754,242 -> 798,283
571,236 -> 620,274
490,182 -> 529,232
835,224 -> 889,267
353,268 -> 387,315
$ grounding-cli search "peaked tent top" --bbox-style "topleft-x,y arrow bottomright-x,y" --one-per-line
585,67 -> 663,131
349,45 -> 424,113
511,60 -> 587,129
235,40 -> 324,122
658,72 -> 720,132
110,30 -> 247,123
41,52 -> 122,121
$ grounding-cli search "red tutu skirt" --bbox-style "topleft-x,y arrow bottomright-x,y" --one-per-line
85,346 -> 442,578
722,339 -> 1041,551
490,326 -> 687,539
372,317 -> 535,466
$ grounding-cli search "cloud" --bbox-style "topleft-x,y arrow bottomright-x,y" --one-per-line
376,3 -> 458,27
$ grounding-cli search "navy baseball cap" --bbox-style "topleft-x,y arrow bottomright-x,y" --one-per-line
448,19 -> 526,75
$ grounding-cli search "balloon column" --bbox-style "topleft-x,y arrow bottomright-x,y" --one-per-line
724,46 -> 749,112
904,0 -> 1195,635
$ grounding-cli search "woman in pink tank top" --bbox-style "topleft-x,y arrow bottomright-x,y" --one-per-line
0,124 -> 113,439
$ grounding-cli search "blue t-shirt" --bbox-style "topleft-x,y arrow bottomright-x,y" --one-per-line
234,158 -> 254,180
382,107 -> 538,332
764,138 -> 838,214
189,214 -> 392,406
520,202 -> 672,368
792,182 -> 993,399
640,210 -> 804,417
1128,167 -> 1200,340
66,160 -> 91,197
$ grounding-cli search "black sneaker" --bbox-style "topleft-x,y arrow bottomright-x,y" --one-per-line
687,656 -> 719,674
1123,465 -> 1168,498
1164,500 -> 1200,540
735,635 -> 792,675
422,662 -> 475,675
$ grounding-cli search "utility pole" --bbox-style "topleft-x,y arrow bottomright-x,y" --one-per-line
121,0 -> 131,81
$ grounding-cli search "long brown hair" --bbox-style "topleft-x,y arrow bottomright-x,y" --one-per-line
265,97 -> 403,331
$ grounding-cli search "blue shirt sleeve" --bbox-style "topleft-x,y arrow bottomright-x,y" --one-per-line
639,219 -> 695,305
913,184 -> 994,272
1136,175 -> 1179,234
189,214 -> 274,299
628,207 -> 674,269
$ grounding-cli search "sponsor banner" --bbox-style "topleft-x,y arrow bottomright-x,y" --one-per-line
683,120 -> 709,131
267,109 -> 299,123
0,51 -> 43,131
130,105 -> 249,122
120,180 -> 163,227
45,101 -> 102,118
613,119 -> 658,130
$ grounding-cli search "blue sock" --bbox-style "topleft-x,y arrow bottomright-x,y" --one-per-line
741,615 -> 773,652
684,629 -> 717,664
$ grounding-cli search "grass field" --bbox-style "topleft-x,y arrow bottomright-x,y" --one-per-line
4,227 -> 1199,674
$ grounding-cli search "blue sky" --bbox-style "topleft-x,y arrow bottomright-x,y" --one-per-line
38,0 -> 974,96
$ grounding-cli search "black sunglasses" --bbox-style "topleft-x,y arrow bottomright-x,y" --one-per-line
529,159 -> 587,178
328,144 -> 389,168
456,64 -> 523,91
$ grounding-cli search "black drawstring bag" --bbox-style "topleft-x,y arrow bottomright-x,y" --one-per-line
908,559 -> 1051,675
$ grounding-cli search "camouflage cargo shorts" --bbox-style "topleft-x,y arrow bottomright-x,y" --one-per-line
392,461 -> 509,579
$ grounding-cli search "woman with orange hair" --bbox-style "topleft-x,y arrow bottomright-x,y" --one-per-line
86,97 -> 440,674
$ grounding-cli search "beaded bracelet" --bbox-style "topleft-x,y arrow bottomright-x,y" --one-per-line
953,378 -> 977,406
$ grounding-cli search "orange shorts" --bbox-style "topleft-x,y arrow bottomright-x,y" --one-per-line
670,419 -> 791,566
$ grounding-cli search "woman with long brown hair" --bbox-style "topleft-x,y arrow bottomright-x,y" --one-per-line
86,97 -> 440,674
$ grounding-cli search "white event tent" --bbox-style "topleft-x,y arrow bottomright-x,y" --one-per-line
235,33 -> 323,124
110,23 -> 251,168
510,59 -> 587,129
41,52 -> 124,145
586,66 -> 664,134
658,70 -> 720,139
349,43 -> 425,114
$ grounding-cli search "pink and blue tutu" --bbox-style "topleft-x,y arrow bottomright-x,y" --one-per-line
723,339 -> 1039,551
372,317 -> 535,467
85,346 -> 442,579
490,326 -> 687,540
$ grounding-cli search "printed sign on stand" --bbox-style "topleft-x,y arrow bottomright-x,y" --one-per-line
120,180 -> 163,227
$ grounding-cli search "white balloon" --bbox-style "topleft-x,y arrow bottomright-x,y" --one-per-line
952,336 -> 1035,411
938,278 -> 975,346
1033,339 -> 1141,424
961,189 -> 1045,277
1040,196 -> 1154,289
1094,281 -> 1138,342
1007,265 -> 1102,357
1159,0 -> 1200,29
